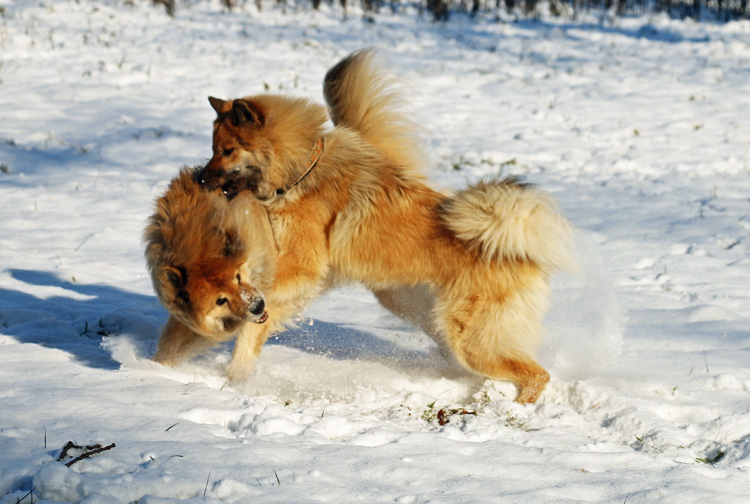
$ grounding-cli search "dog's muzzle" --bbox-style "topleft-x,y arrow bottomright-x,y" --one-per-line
248,297 -> 268,324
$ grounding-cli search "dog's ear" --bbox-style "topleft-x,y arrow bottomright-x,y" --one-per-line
222,228 -> 244,258
231,99 -> 264,128
159,265 -> 186,290
208,96 -> 227,115
157,265 -> 191,310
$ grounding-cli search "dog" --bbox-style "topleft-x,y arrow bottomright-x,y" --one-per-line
145,166 -> 431,381
196,49 -> 574,403
144,168 -> 281,376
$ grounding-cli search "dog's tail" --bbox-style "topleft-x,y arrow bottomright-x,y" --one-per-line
323,48 -> 427,172
441,178 -> 576,273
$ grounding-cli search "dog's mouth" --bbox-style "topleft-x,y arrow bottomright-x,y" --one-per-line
215,168 -> 261,201
221,179 -> 239,200
254,311 -> 269,324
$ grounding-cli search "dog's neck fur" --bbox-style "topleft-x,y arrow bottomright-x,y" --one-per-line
274,137 -> 325,197
272,126 -> 429,215
250,95 -> 327,189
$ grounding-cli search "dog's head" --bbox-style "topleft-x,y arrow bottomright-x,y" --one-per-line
144,168 -> 277,341
199,95 -> 327,202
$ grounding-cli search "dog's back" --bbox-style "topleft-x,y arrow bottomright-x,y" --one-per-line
323,49 -> 427,174
324,51 -> 574,275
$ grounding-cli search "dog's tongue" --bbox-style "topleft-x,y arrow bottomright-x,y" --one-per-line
255,311 -> 269,324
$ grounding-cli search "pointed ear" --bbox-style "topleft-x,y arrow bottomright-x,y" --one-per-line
231,100 -> 264,127
208,96 -> 226,115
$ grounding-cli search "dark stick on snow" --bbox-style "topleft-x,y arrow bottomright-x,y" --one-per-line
57,441 -> 82,461
61,442 -> 117,467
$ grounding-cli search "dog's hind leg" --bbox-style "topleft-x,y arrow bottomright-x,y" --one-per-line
153,316 -> 211,366
450,333 -> 550,404
437,279 -> 551,404
467,354 -> 550,404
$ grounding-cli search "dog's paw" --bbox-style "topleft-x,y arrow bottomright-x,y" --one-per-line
226,359 -> 256,383
151,350 -> 179,367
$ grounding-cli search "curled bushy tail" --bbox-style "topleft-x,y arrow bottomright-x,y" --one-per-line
441,178 -> 576,273
323,48 -> 427,172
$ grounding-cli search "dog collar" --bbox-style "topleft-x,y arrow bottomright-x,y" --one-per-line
275,138 -> 325,196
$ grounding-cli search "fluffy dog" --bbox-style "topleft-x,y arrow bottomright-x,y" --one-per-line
197,49 -> 574,403
144,168 -> 279,373
145,167 -> 422,380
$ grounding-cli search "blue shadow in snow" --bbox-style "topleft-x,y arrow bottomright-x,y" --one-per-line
1,269 -> 439,373
269,320 -> 437,370
0,269 -> 164,370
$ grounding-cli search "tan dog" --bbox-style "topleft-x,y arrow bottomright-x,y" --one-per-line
145,167 -> 421,381
144,168 -> 279,373
197,49 -> 574,403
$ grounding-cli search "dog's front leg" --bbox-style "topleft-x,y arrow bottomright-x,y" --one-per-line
226,320 -> 271,382
153,315 -> 211,366
226,297 -> 312,382
227,316 -> 285,382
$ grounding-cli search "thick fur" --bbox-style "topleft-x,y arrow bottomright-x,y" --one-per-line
323,49 -> 428,175
144,168 -> 280,376
145,168 -> 421,381
198,49 -> 575,402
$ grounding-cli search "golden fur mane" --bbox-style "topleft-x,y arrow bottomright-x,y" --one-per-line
144,168 -> 239,274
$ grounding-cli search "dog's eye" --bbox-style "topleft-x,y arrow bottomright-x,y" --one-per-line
222,148 -> 234,158
236,273 -> 242,284
216,297 -> 228,306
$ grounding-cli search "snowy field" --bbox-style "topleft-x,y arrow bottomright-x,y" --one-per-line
1,0 -> 750,502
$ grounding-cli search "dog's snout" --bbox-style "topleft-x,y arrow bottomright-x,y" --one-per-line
248,297 -> 265,316
196,165 -> 224,190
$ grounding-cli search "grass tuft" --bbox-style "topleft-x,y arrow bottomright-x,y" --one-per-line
696,450 -> 725,465
15,485 -> 35,504
203,471 -> 211,498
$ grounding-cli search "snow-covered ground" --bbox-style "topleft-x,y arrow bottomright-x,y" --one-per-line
1,1 -> 750,502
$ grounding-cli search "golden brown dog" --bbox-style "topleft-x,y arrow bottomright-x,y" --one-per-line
144,168 -> 280,375
145,167 -> 422,381
197,49 -> 575,403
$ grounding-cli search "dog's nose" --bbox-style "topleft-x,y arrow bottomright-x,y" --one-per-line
248,297 -> 265,316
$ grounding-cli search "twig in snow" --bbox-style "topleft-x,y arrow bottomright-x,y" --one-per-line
203,471 -> 211,498
703,351 -> 710,373
65,443 -> 116,467
16,485 -> 36,504
57,441 -> 79,461
74,231 -> 97,252
57,441 -> 116,467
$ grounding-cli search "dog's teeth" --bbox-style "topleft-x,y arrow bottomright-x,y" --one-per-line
255,311 -> 269,324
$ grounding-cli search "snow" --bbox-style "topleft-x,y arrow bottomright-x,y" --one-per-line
2,0 -> 750,502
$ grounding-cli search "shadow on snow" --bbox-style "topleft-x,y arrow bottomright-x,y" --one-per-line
0,268 -> 438,374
